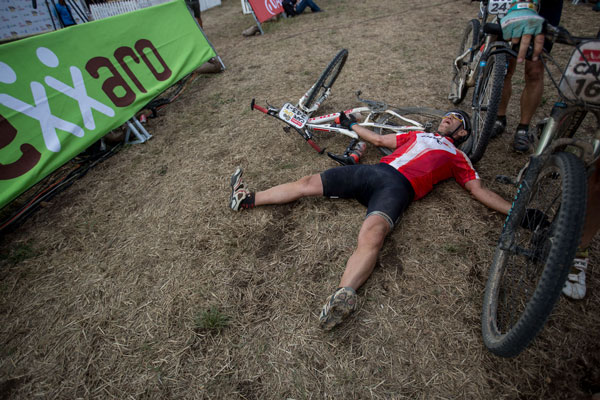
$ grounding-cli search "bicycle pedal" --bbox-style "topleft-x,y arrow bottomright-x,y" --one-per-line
495,175 -> 517,186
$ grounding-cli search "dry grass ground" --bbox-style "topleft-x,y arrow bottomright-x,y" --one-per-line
1,0 -> 599,398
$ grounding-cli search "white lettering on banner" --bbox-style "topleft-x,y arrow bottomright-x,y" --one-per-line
0,82 -> 84,153
0,47 -> 114,153
45,67 -> 115,130
264,0 -> 281,15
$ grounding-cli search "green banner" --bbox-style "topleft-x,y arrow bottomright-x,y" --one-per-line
0,0 -> 216,209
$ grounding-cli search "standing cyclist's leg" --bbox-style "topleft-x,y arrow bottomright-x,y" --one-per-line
519,59 -> 544,127
513,59 -> 544,152
514,0 -> 563,152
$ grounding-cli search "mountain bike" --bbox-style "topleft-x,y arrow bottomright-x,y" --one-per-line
481,25 -> 600,358
251,49 -> 447,164
448,0 -> 515,163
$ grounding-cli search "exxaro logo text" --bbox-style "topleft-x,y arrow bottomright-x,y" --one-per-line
0,38 -> 172,180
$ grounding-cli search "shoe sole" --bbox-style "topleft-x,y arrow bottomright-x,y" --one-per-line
230,167 -> 243,192
319,289 -> 357,331
230,167 -> 244,210
320,306 -> 348,331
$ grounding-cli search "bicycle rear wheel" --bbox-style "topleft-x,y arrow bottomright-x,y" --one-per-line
303,49 -> 348,111
449,19 -> 480,105
373,107 -> 446,156
481,151 -> 587,358
467,52 -> 507,164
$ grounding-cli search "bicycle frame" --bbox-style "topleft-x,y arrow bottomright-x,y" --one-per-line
307,108 -> 428,138
251,93 -> 434,157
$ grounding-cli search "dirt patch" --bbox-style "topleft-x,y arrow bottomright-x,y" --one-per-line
1,0 -> 599,398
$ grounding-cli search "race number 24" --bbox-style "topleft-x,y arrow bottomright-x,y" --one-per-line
488,0 -> 511,14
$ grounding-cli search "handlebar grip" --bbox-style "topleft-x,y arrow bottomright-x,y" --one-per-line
253,103 -> 268,114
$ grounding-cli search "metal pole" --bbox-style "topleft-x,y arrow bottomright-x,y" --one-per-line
45,0 -> 57,30
248,7 -> 264,35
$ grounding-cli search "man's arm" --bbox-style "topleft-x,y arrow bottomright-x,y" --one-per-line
464,179 -> 512,215
351,125 -> 398,149
338,112 -> 398,149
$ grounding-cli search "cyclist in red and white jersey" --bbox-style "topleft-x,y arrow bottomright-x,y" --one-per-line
229,109 -> 512,330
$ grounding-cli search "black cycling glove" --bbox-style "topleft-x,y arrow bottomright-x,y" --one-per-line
520,208 -> 550,231
338,111 -> 357,130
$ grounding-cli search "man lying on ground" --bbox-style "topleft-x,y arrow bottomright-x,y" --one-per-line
229,110 -> 512,330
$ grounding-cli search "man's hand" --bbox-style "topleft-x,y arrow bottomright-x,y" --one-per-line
520,208 -> 550,231
338,111 -> 357,130
500,3 -> 545,62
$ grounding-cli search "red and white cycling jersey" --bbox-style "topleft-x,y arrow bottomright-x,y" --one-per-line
379,131 -> 479,200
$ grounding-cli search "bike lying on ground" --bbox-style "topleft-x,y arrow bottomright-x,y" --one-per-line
481,25 -> 600,358
251,49 -> 451,165
449,0 -> 515,163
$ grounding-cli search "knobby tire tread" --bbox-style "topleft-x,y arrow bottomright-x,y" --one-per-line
449,19 -> 480,105
304,49 -> 348,110
481,152 -> 587,357
469,52 -> 507,164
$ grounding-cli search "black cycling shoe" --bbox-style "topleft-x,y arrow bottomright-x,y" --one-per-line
491,116 -> 506,138
513,125 -> 534,153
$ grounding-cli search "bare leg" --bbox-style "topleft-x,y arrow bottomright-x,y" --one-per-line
255,174 -> 323,206
338,214 -> 391,290
581,160 -> 600,248
519,59 -> 544,126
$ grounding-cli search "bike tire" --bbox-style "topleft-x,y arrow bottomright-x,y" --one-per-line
449,19 -> 480,105
481,151 -> 587,358
468,52 -> 507,164
373,107 -> 446,156
304,49 -> 348,111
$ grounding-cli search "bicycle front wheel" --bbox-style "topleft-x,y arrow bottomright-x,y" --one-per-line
373,107 -> 446,156
303,49 -> 348,111
481,151 -> 587,358
449,19 -> 480,105
467,52 -> 507,164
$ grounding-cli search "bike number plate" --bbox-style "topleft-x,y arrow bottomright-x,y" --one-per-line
488,0 -> 510,16
279,103 -> 308,129
559,40 -> 600,105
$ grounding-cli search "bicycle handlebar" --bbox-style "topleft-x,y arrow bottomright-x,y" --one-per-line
544,24 -> 596,47
250,98 -> 268,114
250,98 -> 325,154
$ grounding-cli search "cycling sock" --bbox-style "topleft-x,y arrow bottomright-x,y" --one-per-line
517,123 -> 529,132
240,192 -> 255,209
497,115 -> 507,124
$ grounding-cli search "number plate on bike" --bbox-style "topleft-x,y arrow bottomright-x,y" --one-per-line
279,103 -> 308,129
558,40 -> 600,105
488,0 -> 510,15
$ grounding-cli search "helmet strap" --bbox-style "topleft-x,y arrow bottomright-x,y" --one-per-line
437,124 -> 462,140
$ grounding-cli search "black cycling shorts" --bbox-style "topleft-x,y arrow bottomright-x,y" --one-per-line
539,0 -> 563,53
320,163 -> 415,229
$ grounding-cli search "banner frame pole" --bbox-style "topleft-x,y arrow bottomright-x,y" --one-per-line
248,6 -> 264,35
